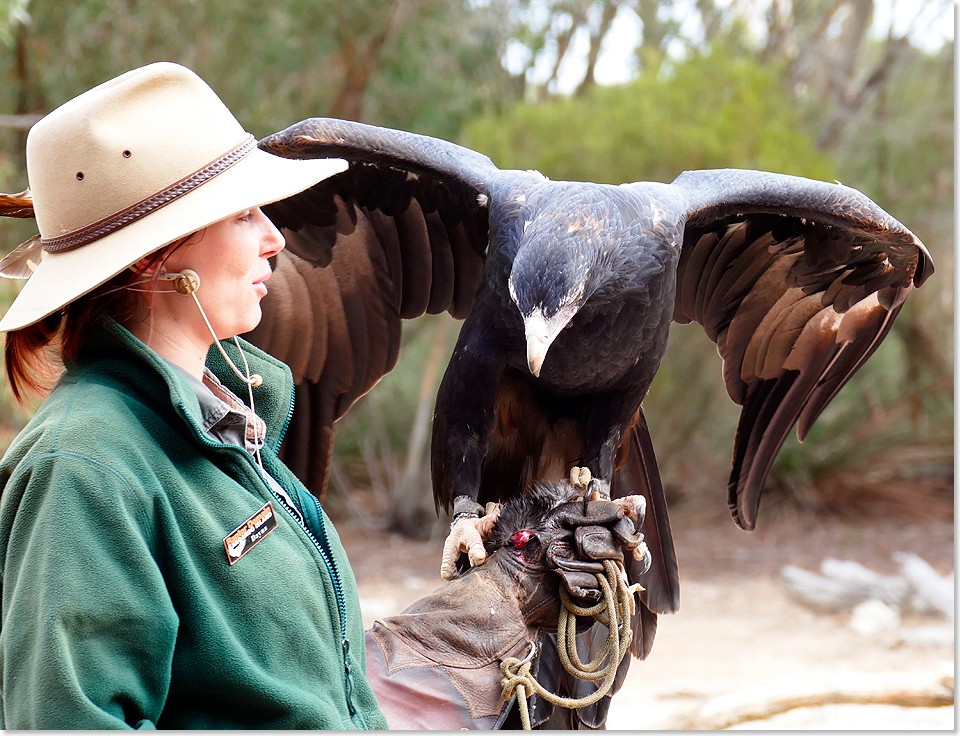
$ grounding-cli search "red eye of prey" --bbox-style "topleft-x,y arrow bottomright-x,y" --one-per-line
511,529 -> 534,548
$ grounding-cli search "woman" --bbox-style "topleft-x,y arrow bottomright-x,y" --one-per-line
0,62 -> 387,729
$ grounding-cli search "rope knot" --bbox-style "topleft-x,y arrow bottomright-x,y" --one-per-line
500,655 -> 534,701
500,559 -> 635,729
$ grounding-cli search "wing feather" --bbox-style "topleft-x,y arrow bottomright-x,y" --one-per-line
448,219 -> 485,318
393,198 -> 433,318
244,119 -> 491,499
670,169 -> 932,529
424,211 -> 456,314
703,232 -> 782,339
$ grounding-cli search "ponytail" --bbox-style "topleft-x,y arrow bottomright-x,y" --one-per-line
3,241 -> 186,405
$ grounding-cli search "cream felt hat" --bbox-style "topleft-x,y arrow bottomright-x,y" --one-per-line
0,61 -> 346,332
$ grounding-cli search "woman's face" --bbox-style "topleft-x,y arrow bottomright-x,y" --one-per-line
163,207 -> 285,340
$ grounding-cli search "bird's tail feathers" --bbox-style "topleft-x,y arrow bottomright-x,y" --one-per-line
612,408 -> 680,658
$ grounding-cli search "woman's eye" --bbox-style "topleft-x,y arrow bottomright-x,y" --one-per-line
237,209 -> 253,222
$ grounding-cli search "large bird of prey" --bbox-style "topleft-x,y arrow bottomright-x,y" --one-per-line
248,119 -> 931,725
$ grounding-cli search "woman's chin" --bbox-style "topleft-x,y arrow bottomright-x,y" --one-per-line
241,308 -> 263,336
219,311 -> 262,341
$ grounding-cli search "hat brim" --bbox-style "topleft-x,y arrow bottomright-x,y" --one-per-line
0,149 -> 346,332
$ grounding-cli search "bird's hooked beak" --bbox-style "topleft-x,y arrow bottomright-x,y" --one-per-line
523,308 -> 576,377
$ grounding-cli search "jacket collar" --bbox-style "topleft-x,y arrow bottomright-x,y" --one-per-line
70,318 -> 295,449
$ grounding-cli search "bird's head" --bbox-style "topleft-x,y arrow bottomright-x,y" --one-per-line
508,205 -> 609,377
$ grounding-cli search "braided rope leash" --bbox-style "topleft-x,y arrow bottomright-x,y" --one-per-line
500,559 -> 635,729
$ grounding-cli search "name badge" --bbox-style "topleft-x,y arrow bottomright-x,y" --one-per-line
224,502 -> 278,564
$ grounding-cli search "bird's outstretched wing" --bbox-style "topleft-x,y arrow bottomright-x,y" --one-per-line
668,169 -> 933,530
251,119 -> 498,496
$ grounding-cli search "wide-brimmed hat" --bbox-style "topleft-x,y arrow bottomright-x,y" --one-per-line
0,61 -> 345,332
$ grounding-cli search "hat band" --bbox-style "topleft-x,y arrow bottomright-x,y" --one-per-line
41,134 -> 257,254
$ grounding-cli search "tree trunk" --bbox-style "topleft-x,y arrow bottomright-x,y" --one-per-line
574,0 -> 618,96
387,318 -> 452,538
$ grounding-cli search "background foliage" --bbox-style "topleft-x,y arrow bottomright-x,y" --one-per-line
0,0 -> 952,536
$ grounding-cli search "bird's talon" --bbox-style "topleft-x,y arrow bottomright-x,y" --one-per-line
570,466 -> 592,489
476,505 -> 501,537
586,478 -> 611,501
614,494 -> 646,521
626,582 -> 645,617
632,540 -> 652,573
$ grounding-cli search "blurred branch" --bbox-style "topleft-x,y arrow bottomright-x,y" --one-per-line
898,312 -> 953,427
539,12 -> 580,98
386,317 -> 452,537
826,0 -> 874,102
10,16 -> 35,166
696,0 -> 723,42
329,0 -> 414,120
0,112 -> 41,129
784,0 -> 846,86
653,672 -> 954,730
400,318 -> 450,491
759,0 -> 794,63
815,32 -> 910,150
811,0 -> 951,151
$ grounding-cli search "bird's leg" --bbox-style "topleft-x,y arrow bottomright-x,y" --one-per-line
440,496 -> 501,580
580,395 -> 645,503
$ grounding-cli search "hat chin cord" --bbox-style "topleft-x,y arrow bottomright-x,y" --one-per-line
131,269 -> 262,388
159,269 -> 264,389
125,268 -> 268,468
156,268 -> 267,471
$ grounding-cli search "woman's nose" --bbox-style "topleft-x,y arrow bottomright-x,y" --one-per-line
256,208 -> 285,257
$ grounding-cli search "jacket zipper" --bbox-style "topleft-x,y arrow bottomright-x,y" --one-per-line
275,389 -> 296,450
270,390 -> 361,720
265,476 -> 357,717
270,388 -> 349,658
309,494 -> 359,720
178,399 -> 359,720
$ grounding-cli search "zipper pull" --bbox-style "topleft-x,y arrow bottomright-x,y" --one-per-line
342,637 -> 357,716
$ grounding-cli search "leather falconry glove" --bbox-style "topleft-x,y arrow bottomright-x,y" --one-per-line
365,482 -> 646,729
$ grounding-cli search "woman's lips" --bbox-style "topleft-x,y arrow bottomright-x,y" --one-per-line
254,272 -> 271,296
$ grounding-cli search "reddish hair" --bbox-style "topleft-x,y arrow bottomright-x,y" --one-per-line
4,238 -> 189,405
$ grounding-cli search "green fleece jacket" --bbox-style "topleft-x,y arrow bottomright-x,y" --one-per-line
0,320 -> 387,729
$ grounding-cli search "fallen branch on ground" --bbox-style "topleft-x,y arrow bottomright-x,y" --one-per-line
781,553 -> 953,619
650,670 -> 954,730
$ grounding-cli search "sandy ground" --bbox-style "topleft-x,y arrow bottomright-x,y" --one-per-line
338,511 -> 954,730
